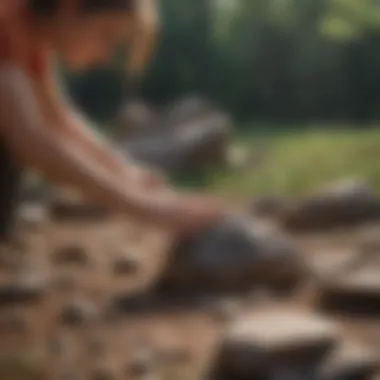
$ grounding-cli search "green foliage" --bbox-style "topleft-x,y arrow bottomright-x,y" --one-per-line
195,127 -> 380,196
62,0 -> 380,125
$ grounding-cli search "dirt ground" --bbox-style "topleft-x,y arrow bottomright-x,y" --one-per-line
1,211 -> 380,380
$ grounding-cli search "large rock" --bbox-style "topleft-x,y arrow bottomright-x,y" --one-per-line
155,215 -> 304,294
280,179 -> 380,231
211,308 -> 339,379
122,112 -> 232,175
157,95 -> 216,128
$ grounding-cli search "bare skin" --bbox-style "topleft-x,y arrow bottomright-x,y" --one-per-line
0,1 -> 225,237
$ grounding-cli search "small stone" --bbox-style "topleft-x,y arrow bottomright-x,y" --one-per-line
52,246 -> 89,266
59,297 -> 98,326
112,255 -> 140,276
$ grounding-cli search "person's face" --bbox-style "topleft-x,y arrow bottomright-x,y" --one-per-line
51,7 -> 135,71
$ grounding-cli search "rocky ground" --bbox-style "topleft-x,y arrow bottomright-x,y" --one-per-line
2,182 -> 380,380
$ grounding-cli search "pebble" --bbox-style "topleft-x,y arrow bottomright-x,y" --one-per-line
112,254 -> 140,276
53,245 -> 89,267
59,297 -> 98,326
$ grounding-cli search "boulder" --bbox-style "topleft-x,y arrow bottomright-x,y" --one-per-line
155,215 -> 304,294
122,112 -> 232,175
211,308 -> 338,379
280,179 -> 380,231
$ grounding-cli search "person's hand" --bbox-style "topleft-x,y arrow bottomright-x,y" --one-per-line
155,192 -> 227,238
137,167 -> 167,189
126,165 -> 167,189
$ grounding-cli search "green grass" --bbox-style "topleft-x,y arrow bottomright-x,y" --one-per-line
175,126 -> 380,197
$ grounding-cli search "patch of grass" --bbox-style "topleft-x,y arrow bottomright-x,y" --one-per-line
175,126 -> 380,197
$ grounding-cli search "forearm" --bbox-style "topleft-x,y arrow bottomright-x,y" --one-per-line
0,67 -> 168,222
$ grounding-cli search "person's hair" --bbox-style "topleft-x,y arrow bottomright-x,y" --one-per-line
28,0 -> 135,14
28,0 -> 159,78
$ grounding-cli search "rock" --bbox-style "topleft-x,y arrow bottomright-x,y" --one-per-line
212,308 -> 338,379
59,297 -> 98,326
52,245 -> 89,267
112,254 -> 140,276
0,275 -> 46,306
280,179 -> 380,231
318,341 -> 378,380
318,265 -> 380,314
156,215 -> 304,294
122,112 -> 232,175
159,96 -> 215,128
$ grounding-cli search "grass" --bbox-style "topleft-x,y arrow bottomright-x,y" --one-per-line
174,126 -> 380,197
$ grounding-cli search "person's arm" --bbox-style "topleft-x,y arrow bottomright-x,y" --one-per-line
31,56 -> 163,188
0,65 -> 223,235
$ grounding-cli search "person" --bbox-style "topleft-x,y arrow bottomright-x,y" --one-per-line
0,0 -> 225,241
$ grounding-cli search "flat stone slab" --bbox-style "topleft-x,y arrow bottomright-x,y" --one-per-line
318,266 -> 380,314
213,308 -> 339,378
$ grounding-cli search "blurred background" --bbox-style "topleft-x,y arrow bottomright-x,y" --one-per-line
61,0 -> 380,198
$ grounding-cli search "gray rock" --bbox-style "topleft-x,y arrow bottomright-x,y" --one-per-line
280,179 -> 380,231
212,309 -> 338,378
156,215 -> 304,293
122,112 -> 231,175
